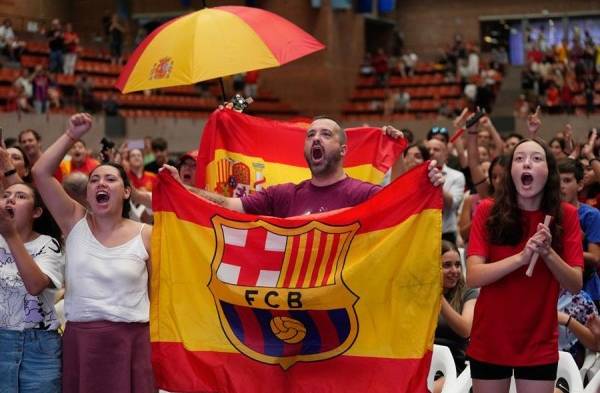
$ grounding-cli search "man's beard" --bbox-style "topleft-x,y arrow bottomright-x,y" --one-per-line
305,147 -> 342,178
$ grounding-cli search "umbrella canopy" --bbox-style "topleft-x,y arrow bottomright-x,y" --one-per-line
115,6 -> 325,94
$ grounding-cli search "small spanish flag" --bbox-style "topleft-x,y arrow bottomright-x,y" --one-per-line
195,110 -> 406,195
151,163 -> 442,393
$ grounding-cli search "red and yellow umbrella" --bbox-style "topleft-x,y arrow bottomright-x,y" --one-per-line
115,6 -> 325,94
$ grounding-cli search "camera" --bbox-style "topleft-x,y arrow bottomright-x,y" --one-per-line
100,137 -> 115,163
230,94 -> 253,111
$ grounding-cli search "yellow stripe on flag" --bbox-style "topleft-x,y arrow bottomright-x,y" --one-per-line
207,149 -> 386,193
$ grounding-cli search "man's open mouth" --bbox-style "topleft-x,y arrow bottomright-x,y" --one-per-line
311,145 -> 323,161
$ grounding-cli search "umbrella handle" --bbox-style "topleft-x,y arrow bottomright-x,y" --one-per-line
219,78 -> 227,104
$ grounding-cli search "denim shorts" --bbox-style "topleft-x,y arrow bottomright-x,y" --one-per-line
0,329 -> 62,393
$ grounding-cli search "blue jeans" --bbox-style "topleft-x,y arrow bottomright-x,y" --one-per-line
0,329 -> 61,393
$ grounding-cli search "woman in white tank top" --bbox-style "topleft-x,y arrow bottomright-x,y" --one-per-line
32,113 -> 154,393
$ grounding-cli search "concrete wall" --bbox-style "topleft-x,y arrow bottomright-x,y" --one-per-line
3,113 -> 599,155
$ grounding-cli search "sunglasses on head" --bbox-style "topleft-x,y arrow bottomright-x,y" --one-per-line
430,127 -> 448,135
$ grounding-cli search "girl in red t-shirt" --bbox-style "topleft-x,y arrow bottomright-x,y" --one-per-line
466,138 -> 583,393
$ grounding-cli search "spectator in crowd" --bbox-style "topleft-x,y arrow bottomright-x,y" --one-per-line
46,19 -> 64,74
403,143 -> 429,171
359,52 -> 374,76
14,68 -> 33,113
557,289 -> 598,369
549,137 -> 568,161
177,150 -> 197,187
102,92 -> 119,116
459,155 -> 509,243
144,137 -> 175,174
466,134 -> 582,393
244,70 -> 259,98
383,89 -> 410,116
0,18 -> 25,61
6,145 -> 32,184
372,48 -> 389,87
426,137 -> 465,243
18,129 -> 43,165
514,94 -> 530,119
59,140 -> 100,178
75,73 -> 95,112
0,181 -> 65,393
402,52 -> 418,77
433,240 -> 478,393
558,158 -> 600,308
127,148 -> 156,192
62,23 -> 79,76
32,65 -> 50,114
32,113 -> 154,393
62,172 -> 88,207
108,14 -> 125,65
232,73 -> 245,95
504,133 -> 524,153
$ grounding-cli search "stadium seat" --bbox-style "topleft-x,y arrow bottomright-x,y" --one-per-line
427,345 -> 457,393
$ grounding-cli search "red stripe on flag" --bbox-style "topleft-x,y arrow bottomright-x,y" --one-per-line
308,310 -> 341,352
293,230 -> 315,288
282,236 -> 301,288
235,306 -> 265,355
156,163 -> 442,233
309,231 -> 328,287
152,342 -> 433,393
320,234 -> 340,286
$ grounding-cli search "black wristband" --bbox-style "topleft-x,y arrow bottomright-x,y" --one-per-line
3,168 -> 16,177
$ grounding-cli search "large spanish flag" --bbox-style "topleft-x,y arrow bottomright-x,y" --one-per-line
196,109 -> 406,194
152,163 -> 442,393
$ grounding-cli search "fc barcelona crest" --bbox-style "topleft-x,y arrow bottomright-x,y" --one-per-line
208,216 -> 360,369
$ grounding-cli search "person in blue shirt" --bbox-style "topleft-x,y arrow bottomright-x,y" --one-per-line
558,158 -> 600,305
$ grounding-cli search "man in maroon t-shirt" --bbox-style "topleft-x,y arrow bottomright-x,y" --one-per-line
173,116 -> 444,217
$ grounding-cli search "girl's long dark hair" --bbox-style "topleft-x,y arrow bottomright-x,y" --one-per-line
24,184 -> 62,241
486,138 -> 563,249
487,154 -> 510,196
89,163 -> 132,219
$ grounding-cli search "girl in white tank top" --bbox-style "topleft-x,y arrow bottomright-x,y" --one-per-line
32,113 -> 154,393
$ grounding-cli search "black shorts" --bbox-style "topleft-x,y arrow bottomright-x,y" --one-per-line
469,357 -> 557,381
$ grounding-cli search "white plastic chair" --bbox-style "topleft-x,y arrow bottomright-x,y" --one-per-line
428,344 -> 457,393
556,351 -> 585,393
444,351 -> 583,393
584,371 -> 600,393
443,364 -> 471,393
